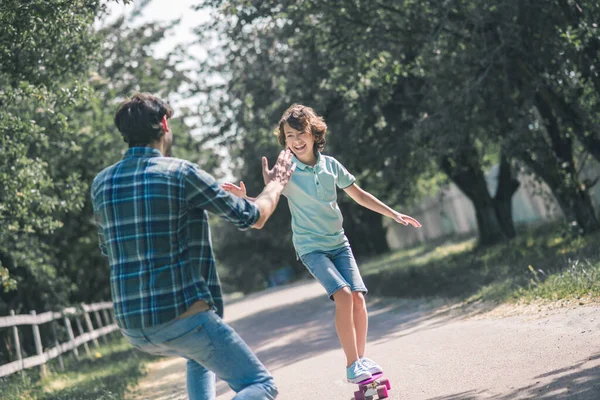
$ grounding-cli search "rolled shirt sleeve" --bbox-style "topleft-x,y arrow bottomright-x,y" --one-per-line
184,163 -> 260,230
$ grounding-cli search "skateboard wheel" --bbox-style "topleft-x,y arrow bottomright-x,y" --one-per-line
380,378 -> 391,390
354,390 -> 366,400
377,385 -> 389,398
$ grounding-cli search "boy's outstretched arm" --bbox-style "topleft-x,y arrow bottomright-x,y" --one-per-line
343,183 -> 422,228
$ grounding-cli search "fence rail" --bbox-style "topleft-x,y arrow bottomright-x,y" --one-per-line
0,302 -> 118,379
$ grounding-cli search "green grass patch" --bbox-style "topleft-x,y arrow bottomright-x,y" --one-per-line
517,259 -> 600,302
0,337 -> 157,400
361,223 -> 600,304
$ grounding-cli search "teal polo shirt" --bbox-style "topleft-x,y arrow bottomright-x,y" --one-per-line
282,152 -> 356,257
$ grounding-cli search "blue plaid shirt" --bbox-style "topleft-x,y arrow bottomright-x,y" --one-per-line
91,147 -> 259,329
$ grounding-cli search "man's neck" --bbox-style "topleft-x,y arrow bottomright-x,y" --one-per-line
148,142 -> 165,155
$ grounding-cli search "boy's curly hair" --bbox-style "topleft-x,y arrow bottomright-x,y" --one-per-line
275,104 -> 327,152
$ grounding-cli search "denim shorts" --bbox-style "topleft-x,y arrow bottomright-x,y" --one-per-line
300,245 -> 368,300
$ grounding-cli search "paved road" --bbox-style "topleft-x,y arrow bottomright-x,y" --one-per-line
127,280 -> 600,399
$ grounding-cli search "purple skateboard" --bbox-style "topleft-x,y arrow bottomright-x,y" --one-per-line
353,372 -> 391,400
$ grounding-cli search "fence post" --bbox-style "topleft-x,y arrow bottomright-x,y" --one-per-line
10,310 -> 24,376
50,318 -> 65,371
30,311 -> 48,378
101,308 -> 114,337
94,311 -> 108,345
82,304 -> 99,348
101,309 -> 111,326
75,316 -> 91,357
109,309 -> 119,340
63,314 -> 79,360
102,308 -> 119,337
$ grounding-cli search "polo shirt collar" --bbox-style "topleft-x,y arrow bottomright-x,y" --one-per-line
123,147 -> 164,159
292,152 -> 324,170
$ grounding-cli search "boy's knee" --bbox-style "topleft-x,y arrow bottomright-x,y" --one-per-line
352,291 -> 367,311
351,291 -> 364,300
333,286 -> 353,303
352,291 -> 366,304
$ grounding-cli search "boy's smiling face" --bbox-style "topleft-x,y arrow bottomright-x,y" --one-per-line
284,122 -> 316,164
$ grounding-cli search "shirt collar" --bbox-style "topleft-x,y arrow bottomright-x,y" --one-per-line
292,152 -> 323,171
123,147 -> 164,159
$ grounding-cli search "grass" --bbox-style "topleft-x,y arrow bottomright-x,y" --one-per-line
360,222 -> 600,305
0,337 -> 157,400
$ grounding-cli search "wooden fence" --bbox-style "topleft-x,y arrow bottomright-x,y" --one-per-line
0,302 -> 119,379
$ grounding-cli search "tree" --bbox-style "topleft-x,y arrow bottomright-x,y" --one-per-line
196,0 -> 600,255
0,0 -> 113,306
42,15 -> 216,307
193,0 -> 518,249
0,1 -> 213,312
476,0 -> 600,233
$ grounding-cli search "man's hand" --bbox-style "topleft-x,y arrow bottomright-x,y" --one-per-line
250,149 -> 296,229
262,149 -> 296,186
222,181 -> 247,198
393,212 -> 422,228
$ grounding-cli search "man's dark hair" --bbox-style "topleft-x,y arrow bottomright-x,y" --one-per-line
114,93 -> 174,147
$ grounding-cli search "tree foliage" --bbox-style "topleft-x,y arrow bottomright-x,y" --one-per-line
1,0 -> 599,308
194,0 -> 600,261
0,1 -> 212,314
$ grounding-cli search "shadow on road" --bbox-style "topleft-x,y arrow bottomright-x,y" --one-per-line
427,353 -> 600,400
216,291 -> 473,397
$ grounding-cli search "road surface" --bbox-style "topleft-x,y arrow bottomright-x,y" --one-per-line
126,280 -> 600,399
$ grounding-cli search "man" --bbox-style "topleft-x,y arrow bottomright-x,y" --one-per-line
91,93 -> 294,399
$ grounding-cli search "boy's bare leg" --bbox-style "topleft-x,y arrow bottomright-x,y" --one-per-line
352,291 -> 368,358
333,287 -> 360,366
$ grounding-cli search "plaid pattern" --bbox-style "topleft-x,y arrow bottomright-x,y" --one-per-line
91,147 -> 259,329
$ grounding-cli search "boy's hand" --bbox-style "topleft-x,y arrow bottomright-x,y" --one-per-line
393,212 -> 422,228
262,149 -> 296,186
221,181 -> 247,198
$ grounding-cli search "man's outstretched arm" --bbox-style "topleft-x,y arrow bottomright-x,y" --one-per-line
185,149 -> 295,230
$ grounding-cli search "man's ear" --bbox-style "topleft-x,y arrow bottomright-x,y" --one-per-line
161,115 -> 170,133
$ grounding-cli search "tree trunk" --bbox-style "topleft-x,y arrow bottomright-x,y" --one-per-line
555,186 -> 599,234
513,57 -> 600,164
517,94 -> 600,234
473,204 -> 508,246
537,85 -> 600,164
441,150 -> 507,246
529,160 -> 600,234
493,152 -> 519,239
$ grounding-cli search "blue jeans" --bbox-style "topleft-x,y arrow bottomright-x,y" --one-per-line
300,245 -> 368,300
120,310 -> 277,400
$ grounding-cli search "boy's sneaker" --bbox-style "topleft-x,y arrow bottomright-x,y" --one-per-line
360,357 -> 383,374
346,360 -> 372,383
